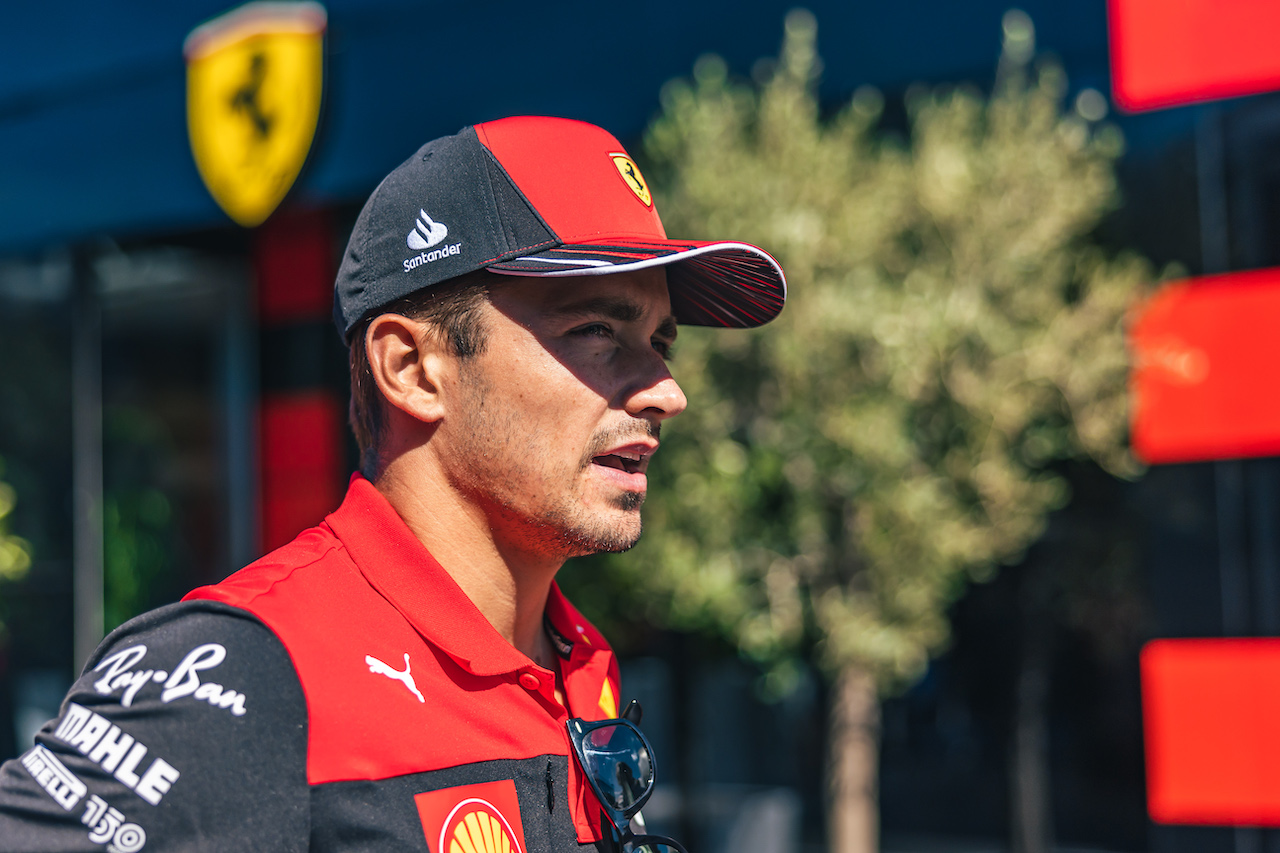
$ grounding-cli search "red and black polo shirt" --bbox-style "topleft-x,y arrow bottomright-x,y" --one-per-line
0,475 -> 621,852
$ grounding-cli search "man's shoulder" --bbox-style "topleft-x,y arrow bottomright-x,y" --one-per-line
184,521 -> 353,612
180,520 -> 412,694
80,599 -> 298,719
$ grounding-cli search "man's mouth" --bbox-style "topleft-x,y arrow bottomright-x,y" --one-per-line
591,449 -> 650,475
589,442 -> 656,477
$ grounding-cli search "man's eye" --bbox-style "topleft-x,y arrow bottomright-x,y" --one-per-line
652,339 -> 676,360
574,323 -> 612,338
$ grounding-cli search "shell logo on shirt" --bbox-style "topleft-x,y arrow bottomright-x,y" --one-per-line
443,800 -> 518,853
416,780 -> 526,853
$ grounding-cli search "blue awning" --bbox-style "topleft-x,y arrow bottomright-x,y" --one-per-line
0,0 -> 1112,256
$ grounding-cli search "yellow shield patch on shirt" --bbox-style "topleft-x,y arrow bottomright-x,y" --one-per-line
597,678 -> 618,719
184,2 -> 327,227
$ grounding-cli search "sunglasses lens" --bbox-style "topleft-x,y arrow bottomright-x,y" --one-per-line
578,723 -> 652,811
625,837 -> 687,853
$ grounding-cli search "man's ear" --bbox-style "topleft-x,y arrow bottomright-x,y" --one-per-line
365,314 -> 450,424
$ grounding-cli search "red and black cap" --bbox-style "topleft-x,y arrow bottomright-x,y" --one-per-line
334,116 -> 786,340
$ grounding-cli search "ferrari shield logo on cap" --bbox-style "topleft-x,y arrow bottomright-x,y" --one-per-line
610,154 -> 652,207
184,2 -> 326,227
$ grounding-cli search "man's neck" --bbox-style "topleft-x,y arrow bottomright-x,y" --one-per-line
374,461 -> 564,665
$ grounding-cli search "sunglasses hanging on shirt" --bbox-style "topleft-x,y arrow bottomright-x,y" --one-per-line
566,701 -> 689,853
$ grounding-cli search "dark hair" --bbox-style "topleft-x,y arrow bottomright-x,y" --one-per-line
348,270 -> 498,479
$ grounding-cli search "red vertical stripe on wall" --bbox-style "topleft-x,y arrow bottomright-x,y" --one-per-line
259,391 -> 343,553
254,207 -> 344,554
254,208 -> 335,324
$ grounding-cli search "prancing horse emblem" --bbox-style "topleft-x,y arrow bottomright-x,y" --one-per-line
184,1 -> 327,226
609,154 -> 652,207
366,653 -> 426,703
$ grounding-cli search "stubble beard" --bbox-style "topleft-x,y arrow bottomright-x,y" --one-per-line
449,366 -> 653,559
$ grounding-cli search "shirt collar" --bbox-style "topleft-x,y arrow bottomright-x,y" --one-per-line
325,474 -> 614,691
545,583 -> 620,718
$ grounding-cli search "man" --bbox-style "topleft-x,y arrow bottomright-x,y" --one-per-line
0,116 -> 785,851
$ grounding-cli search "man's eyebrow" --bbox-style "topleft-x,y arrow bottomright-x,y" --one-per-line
549,296 -> 646,323
656,316 -> 678,342
549,296 -> 679,339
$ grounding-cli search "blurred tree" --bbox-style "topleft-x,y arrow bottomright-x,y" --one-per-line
0,458 -> 33,635
569,9 -> 1153,853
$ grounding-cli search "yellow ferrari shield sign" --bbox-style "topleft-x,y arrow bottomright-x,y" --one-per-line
185,2 -> 326,227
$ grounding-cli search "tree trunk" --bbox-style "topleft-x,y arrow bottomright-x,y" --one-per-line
1010,561 -> 1054,853
828,664 -> 880,853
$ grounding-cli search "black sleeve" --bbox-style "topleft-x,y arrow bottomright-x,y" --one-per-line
0,600 -> 309,851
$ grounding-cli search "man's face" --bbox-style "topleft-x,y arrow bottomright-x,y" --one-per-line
438,267 -> 687,558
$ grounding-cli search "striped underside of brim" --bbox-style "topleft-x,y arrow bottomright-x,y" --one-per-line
487,241 -> 786,328
668,249 -> 786,328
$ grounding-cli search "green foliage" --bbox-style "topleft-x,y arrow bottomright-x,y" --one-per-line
104,487 -> 173,632
102,404 -> 179,632
0,458 -> 31,585
0,456 -> 33,642
565,11 -> 1152,692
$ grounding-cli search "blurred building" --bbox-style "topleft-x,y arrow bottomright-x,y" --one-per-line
4,2 -> 1278,851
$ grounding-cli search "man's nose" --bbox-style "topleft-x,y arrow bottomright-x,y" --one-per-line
624,363 -> 688,423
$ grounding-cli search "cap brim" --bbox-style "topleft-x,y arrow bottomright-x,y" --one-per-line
486,240 -> 786,329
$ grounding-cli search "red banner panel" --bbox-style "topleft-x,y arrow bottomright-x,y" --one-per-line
1129,268 -> 1280,464
1142,639 -> 1280,825
1109,0 -> 1280,111
260,391 -> 344,553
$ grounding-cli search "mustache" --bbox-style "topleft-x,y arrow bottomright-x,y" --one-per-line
581,421 -> 662,467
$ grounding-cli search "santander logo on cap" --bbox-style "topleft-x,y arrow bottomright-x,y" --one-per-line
408,208 -> 448,250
